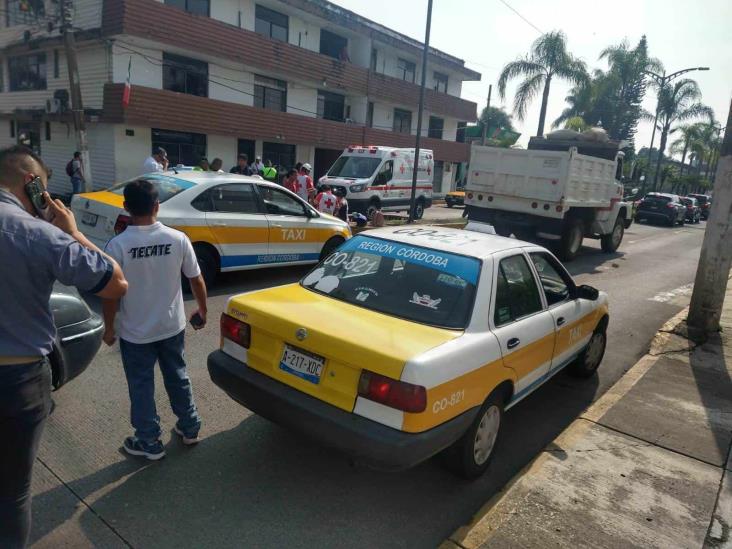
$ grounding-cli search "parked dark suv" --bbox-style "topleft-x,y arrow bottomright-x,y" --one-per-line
635,193 -> 686,226
687,193 -> 712,220
680,197 -> 701,224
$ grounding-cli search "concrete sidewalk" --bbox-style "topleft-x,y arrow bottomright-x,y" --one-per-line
444,286 -> 732,549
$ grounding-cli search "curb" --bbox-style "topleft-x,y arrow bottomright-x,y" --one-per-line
444,307 -> 691,549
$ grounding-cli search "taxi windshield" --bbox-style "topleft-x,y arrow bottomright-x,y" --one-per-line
108,175 -> 193,203
301,235 -> 480,329
327,156 -> 382,179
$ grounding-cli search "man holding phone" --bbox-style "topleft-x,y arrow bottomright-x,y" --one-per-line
0,145 -> 128,548
102,180 -> 207,460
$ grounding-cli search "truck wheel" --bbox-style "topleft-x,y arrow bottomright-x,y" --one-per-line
558,219 -> 584,261
601,217 -> 624,253
412,198 -> 425,220
443,391 -> 504,479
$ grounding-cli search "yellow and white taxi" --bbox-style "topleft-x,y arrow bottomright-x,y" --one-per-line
71,171 -> 351,285
207,224 -> 608,477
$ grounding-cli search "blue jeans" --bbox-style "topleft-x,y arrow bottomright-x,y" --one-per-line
70,177 -> 83,195
119,331 -> 200,443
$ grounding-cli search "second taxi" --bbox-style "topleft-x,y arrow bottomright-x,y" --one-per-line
71,171 -> 351,285
208,224 -> 608,478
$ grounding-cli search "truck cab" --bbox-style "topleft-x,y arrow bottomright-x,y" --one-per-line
319,145 -> 434,219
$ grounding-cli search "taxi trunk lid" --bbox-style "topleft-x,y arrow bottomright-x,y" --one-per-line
224,284 -> 461,412
70,192 -> 126,246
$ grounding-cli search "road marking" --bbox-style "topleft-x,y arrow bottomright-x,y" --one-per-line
647,283 -> 693,303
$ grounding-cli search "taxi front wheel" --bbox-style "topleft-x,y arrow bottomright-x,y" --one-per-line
568,325 -> 607,378
443,392 -> 504,479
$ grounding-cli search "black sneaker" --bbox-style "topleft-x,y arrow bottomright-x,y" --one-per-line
123,436 -> 165,460
174,426 -> 200,446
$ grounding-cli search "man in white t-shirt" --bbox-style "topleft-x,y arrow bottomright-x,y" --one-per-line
102,179 -> 208,460
142,147 -> 168,174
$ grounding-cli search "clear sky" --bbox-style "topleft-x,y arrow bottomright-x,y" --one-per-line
336,0 -> 732,152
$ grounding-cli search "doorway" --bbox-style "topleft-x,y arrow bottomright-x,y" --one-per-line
237,138 -> 255,166
314,148 -> 342,182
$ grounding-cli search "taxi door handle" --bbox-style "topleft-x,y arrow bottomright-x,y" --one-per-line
211,222 -> 227,227
557,317 -> 566,326
271,224 -> 283,228
507,338 -> 520,349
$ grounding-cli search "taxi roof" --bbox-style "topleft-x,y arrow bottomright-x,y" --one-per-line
361,225 -> 535,259
148,170 -> 271,186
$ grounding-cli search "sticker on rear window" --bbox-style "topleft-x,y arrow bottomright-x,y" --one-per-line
409,293 -> 442,310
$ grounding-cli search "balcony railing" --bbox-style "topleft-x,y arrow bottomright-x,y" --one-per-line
102,83 -> 471,163
102,0 -> 477,121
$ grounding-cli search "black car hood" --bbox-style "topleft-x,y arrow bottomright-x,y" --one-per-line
50,284 -> 94,328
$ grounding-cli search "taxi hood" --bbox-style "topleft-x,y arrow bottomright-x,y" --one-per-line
226,283 -> 461,380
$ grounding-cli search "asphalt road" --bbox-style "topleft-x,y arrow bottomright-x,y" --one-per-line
30,213 -> 706,548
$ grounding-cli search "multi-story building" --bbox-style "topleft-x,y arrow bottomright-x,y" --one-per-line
0,0 -> 480,196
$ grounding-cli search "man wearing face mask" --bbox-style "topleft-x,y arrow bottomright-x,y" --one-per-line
0,145 -> 128,548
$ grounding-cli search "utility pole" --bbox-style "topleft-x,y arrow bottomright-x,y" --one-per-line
480,84 -> 493,146
407,0 -> 432,224
687,98 -> 732,338
61,0 -> 92,191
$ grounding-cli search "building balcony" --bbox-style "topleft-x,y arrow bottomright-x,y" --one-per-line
102,0 -> 477,121
102,83 -> 470,162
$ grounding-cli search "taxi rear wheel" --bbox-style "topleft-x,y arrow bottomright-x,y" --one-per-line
444,392 -> 504,479
568,324 -> 607,378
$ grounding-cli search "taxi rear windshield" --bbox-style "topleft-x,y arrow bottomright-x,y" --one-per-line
301,236 -> 480,329
327,156 -> 382,179
107,175 -> 193,203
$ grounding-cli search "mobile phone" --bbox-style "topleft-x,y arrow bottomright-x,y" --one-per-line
190,312 -> 205,329
24,177 -> 49,219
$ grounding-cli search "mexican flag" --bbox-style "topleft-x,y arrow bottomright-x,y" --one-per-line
122,57 -> 132,108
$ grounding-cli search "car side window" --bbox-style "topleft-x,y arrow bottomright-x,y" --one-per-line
494,254 -> 543,327
206,184 -> 261,214
530,252 -> 572,306
261,187 -> 308,217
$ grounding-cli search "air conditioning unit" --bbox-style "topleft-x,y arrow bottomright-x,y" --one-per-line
45,98 -> 61,114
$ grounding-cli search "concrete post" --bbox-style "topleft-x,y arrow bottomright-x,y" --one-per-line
687,98 -> 732,336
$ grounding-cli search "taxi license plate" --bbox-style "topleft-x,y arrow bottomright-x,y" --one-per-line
81,212 -> 98,226
279,344 -> 325,384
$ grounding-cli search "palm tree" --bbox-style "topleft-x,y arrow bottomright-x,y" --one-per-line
498,31 -> 589,137
563,116 -> 589,132
670,124 -> 702,176
647,78 -> 713,189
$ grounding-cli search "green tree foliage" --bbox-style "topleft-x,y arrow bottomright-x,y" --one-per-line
498,31 -> 588,137
479,106 -> 515,133
553,36 -> 659,149
646,78 -> 713,188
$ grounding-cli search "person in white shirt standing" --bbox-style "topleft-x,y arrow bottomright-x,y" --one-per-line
102,179 -> 207,460
142,147 -> 168,174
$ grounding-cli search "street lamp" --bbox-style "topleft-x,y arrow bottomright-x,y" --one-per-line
644,66 -> 710,190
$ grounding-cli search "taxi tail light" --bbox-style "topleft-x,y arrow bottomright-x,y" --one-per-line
221,314 -> 251,348
358,370 -> 426,413
114,214 -> 131,235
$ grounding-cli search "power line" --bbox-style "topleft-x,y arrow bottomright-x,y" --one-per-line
497,0 -> 543,34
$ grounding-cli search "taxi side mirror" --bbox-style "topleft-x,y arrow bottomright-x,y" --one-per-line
576,284 -> 599,301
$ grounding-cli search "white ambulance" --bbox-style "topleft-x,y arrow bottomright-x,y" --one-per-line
319,146 -> 434,219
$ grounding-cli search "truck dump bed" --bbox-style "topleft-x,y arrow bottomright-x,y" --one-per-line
466,144 -> 621,215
